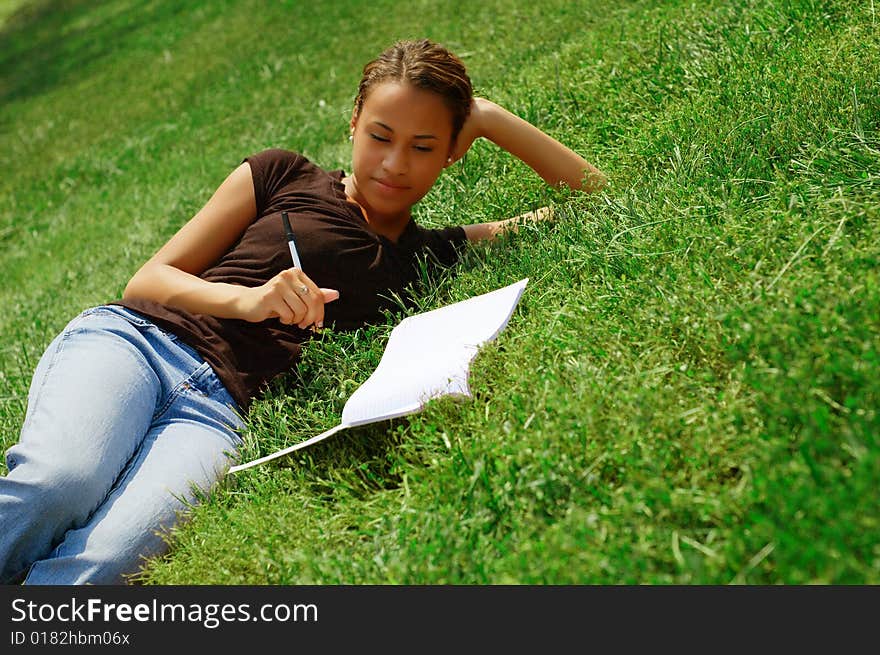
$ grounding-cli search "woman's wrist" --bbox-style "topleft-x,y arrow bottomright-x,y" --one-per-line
472,97 -> 500,142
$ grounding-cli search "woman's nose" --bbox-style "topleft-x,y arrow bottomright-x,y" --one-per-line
382,146 -> 408,175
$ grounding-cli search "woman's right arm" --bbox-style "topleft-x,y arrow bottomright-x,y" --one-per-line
123,162 -> 337,329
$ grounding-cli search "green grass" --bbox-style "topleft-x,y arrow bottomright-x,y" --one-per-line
1,0 -> 877,584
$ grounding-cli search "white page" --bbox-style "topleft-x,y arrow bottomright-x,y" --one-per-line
340,343 -> 476,426
342,278 -> 528,425
227,278 -> 528,474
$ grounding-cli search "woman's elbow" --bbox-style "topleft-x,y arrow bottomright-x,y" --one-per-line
574,165 -> 606,194
122,266 -> 156,302
122,275 -> 142,302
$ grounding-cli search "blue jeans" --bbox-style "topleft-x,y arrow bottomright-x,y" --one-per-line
0,306 -> 244,585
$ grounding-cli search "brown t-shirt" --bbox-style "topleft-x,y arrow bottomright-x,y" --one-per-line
115,148 -> 467,410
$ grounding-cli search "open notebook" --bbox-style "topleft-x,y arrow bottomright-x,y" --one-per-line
228,278 -> 528,473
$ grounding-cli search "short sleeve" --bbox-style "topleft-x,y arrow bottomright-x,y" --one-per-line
242,149 -> 304,217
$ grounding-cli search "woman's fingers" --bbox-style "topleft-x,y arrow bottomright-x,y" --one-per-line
293,278 -> 321,329
281,269 -> 340,329
247,269 -> 341,328
274,279 -> 308,326
293,271 -> 323,329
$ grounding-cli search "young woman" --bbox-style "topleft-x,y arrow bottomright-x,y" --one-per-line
0,39 -> 605,585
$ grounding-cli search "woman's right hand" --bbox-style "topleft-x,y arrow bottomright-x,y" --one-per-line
235,268 -> 339,329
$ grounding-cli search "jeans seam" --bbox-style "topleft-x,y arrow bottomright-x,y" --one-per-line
92,306 -> 151,327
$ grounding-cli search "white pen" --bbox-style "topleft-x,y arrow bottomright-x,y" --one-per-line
281,211 -> 303,270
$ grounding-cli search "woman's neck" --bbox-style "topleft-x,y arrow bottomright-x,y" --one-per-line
342,175 -> 411,242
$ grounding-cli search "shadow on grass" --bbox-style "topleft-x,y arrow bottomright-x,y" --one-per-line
252,419 -> 409,502
0,0 -> 183,105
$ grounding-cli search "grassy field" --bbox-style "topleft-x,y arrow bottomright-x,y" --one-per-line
1,0 -> 877,584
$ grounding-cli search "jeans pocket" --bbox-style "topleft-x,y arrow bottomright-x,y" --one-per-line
153,362 -> 244,446
154,362 -> 212,419
189,364 -> 245,434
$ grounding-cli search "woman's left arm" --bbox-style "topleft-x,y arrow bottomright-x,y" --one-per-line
453,97 -> 606,242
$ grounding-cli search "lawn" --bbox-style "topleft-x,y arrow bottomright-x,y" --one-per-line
1,0 -> 877,584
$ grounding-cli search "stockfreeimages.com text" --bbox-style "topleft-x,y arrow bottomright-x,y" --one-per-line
11,597 -> 317,630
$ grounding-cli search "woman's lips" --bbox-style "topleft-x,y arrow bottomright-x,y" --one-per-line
373,178 -> 410,192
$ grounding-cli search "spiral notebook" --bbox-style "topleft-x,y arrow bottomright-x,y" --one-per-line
227,278 -> 528,473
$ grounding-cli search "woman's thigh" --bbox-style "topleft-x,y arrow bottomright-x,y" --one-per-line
0,308 -> 162,582
7,308 -> 162,516
18,310 -> 244,585
25,398 -> 243,585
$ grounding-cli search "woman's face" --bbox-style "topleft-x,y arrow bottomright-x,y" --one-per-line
349,81 -> 454,227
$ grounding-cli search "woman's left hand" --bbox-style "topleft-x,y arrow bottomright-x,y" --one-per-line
449,97 -> 494,164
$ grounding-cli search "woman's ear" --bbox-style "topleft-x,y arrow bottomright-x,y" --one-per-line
444,145 -> 457,167
446,131 -> 463,166
349,110 -> 359,137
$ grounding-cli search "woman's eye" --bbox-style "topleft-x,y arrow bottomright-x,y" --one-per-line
370,133 -> 390,142
414,145 -> 433,152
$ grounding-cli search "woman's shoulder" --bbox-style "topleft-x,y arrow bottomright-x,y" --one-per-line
244,148 -> 340,178
244,147 -> 305,168
243,148 -> 344,214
